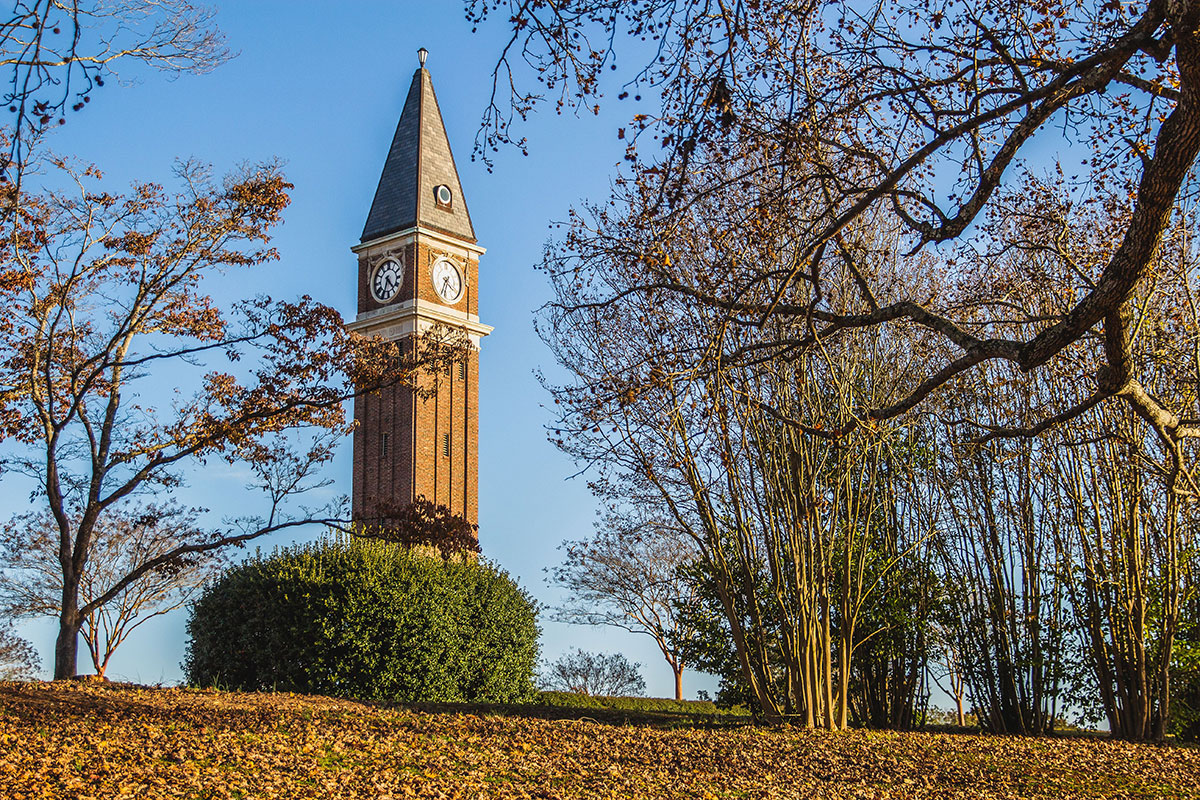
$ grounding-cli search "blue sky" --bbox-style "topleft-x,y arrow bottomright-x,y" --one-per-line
6,2 -> 717,699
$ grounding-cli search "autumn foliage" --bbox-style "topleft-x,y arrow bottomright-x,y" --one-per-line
2,681 -> 1199,799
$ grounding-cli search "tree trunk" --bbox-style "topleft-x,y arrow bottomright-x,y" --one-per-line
713,571 -> 784,723
837,637 -> 851,731
674,666 -> 683,701
54,606 -> 81,679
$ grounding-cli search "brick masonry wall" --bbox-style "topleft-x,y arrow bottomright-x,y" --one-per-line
352,234 -> 482,527
351,377 -> 416,519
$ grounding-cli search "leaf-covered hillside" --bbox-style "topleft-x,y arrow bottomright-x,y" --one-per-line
1,682 -> 1198,799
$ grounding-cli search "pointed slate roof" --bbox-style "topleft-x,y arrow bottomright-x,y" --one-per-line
361,65 -> 476,244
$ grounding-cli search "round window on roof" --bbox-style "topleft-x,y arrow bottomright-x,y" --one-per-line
434,184 -> 453,207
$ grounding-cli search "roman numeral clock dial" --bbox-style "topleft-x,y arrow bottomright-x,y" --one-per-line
432,258 -> 464,304
371,258 -> 403,302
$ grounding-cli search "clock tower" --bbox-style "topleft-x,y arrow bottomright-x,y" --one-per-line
348,49 -> 491,526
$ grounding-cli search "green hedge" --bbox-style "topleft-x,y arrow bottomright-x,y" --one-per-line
184,536 -> 539,703
536,691 -> 748,716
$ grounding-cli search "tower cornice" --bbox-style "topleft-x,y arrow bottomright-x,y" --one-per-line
347,298 -> 494,348
353,224 -> 487,257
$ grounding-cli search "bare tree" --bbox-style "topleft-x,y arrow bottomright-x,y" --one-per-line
901,198 -> 1200,740
541,649 -> 647,697
477,0 -> 1200,468
0,619 -> 38,680
0,1 -> 230,185
1045,227 -> 1200,739
928,631 -> 969,728
0,155 -> 461,678
1051,411 -> 1177,740
500,2 -> 1200,735
932,411 -> 1070,736
0,503 -> 225,678
550,512 -> 698,700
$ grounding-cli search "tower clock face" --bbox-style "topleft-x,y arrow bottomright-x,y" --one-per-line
432,259 -> 464,304
371,258 -> 404,303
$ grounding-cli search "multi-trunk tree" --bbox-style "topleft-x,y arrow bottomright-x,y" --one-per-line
495,0 -> 1200,738
1042,219 -> 1200,739
536,111 -> 1200,737
539,165 -> 943,727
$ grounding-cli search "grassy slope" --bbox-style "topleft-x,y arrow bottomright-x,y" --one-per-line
1,681 -> 1198,799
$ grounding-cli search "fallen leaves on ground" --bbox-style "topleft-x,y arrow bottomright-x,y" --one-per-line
1,681 -> 1197,799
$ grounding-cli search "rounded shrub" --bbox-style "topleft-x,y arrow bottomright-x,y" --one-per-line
184,536 -> 539,703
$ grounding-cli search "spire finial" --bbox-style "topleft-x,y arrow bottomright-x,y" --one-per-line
417,47 -> 428,69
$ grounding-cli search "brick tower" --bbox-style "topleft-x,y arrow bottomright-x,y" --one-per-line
348,49 -> 491,526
